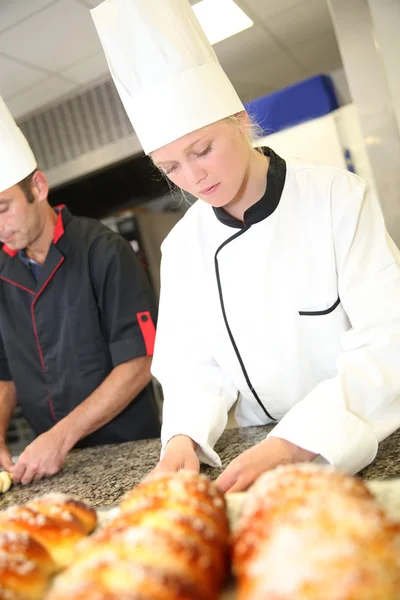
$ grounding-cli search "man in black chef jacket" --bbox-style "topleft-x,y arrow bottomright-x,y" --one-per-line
0,95 -> 160,485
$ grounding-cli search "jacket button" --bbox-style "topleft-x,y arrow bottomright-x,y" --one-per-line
141,314 -> 149,322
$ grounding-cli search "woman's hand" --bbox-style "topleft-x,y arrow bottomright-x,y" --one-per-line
215,436 -> 317,493
152,435 -> 200,474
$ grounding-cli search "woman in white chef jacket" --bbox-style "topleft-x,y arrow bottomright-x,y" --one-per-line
93,0 -> 400,492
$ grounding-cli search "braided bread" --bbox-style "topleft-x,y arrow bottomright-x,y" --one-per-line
233,463 -> 400,600
0,493 -> 97,600
47,472 -> 229,600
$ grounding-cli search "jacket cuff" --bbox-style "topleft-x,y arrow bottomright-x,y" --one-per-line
0,364 -> 12,381
268,403 -> 378,475
109,337 -> 148,366
160,428 -> 222,467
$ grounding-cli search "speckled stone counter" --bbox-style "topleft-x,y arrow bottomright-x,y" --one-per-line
1,425 -> 399,509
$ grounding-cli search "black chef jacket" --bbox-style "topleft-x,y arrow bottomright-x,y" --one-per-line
0,206 -> 160,446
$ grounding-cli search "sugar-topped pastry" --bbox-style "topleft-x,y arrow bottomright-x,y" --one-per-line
47,472 -> 229,600
233,464 -> 400,600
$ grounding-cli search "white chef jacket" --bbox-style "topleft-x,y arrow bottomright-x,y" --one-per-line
151,148 -> 400,474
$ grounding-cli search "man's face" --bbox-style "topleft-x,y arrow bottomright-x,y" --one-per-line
0,180 -> 43,251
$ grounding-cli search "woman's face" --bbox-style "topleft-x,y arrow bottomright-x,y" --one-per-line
151,118 -> 250,208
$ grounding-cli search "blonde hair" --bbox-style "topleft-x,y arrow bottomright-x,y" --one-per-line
151,111 -> 266,206
224,112 -> 265,152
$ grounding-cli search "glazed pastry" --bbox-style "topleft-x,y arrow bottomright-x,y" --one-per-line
0,530 -> 55,600
233,464 -> 400,600
47,471 -> 229,600
0,493 -> 96,600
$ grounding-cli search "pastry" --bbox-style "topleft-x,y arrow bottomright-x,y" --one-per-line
47,472 -> 229,600
0,472 -> 12,494
0,493 -> 96,600
233,464 -> 400,600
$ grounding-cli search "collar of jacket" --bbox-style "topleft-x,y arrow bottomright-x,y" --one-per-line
2,204 -> 72,257
213,147 -> 286,229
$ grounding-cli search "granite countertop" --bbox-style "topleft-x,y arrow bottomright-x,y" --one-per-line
1,425 -> 400,509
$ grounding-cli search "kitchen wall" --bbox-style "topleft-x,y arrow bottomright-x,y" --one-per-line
20,68 -> 351,205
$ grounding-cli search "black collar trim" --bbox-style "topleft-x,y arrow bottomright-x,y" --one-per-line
213,147 -> 286,229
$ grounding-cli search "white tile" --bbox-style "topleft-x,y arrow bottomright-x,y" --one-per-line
232,79 -> 273,103
215,24 -> 282,70
265,0 -> 334,47
226,42 -> 303,92
0,0 -> 103,72
262,62 -> 305,92
0,0 -> 56,33
289,30 -> 342,74
6,76 -> 76,119
60,52 -> 109,84
81,0 -> 102,7
245,0 -> 304,20
0,54 -> 46,98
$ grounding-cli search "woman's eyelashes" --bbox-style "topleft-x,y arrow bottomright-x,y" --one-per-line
195,144 -> 212,158
164,144 -> 213,174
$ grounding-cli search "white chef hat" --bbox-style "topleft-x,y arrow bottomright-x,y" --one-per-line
0,96 -> 37,194
91,0 -> 244,154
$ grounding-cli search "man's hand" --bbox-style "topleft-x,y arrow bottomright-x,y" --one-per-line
11,426 -> 71,485
152,435 -> 200,474
215,437 -> 317,493
0,439 -> 14,472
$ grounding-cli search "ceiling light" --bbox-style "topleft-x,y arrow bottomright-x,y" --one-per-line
192,0 -> 253,45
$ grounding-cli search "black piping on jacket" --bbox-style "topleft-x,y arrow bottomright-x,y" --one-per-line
299,297 -> 341,316
214,229 -> 276,420
212,148 -> 287,421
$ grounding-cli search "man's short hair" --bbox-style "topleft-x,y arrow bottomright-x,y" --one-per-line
18,169 -> 37,204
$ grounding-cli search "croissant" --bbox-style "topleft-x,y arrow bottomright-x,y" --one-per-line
233,463 -> 400,600
0,493 -> 97,600
46,471 -> 229,600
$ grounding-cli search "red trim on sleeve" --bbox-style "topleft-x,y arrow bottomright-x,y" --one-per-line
137,311 -> 156,356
